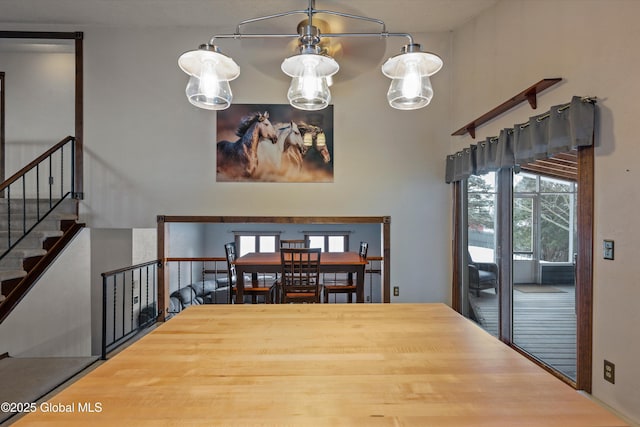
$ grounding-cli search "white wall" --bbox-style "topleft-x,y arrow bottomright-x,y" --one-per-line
132,228 -> 157,264
75,25 -> 453,304
89,228 -> 133,355
0,229 -> 91,357
450,0 -> 640,422
2,48 -> 75,177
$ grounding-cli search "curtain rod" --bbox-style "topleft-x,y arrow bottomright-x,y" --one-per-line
453,96 -> 597,152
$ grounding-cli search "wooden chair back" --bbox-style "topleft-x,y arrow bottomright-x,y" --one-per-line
358,241 -> 369,259
280,239 -> 306,249
280,248 -> 322,303
224,242 -> 238,303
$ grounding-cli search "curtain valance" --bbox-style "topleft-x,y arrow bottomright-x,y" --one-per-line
445,96 -> 596,183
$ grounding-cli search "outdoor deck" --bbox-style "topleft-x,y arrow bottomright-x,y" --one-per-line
469,284 -> 576,380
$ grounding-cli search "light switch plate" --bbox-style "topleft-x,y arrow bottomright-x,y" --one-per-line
603,240 -> 614,260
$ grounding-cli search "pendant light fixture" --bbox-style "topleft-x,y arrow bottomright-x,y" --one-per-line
178,0 -> 443,111
178,44 -> 240,110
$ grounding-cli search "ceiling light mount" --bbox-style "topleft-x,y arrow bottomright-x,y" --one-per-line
178,0 -> 443,111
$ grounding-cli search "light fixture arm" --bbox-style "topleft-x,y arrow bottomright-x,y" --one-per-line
209,31 -> 414,46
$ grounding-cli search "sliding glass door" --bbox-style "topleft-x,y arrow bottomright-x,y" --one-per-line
466,172 -> 499,337
512,172 -> 577,380
455,148 -> 589,388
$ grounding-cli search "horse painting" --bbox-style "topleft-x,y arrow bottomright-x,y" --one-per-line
280,121 -> 306,172
215,104 -> 333,183
254,121 -> 306,180
216,111 -> 278,179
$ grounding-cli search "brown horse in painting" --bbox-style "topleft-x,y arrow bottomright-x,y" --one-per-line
217,111 -> 278,178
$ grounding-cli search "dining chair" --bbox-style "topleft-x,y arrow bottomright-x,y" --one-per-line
279,248 -> 322,303
280,239 -> 307,248
323,241 -> 368,303
224,242 -> 274,304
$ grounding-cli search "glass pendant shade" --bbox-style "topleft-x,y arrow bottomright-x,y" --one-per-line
178,45 -> 239,110
386,72 -> 434,110
282,52 -> 339,111
185,74 -> 233,110
382,45 -> 442,110
287,74 -> 332,111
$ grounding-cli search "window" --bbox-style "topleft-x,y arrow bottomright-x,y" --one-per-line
236,233 -> 278,256
304,233 -> 349,252
513,172 -> 577,263
467,172 -> 497,263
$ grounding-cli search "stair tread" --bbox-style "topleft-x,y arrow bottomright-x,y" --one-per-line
6,248 -> 46,255
0,269 -> 27,281
0,230 -> 63,237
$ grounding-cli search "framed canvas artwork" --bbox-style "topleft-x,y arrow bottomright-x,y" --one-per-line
216,104 -> 333,183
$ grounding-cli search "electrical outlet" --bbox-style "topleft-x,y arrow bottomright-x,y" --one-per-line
603,240 -> 614,260
604,360 -> 615,384
393,286 -> 399,297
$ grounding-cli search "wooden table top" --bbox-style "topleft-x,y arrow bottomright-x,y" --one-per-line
13,304 -> 627,426
234,251 -> 367,266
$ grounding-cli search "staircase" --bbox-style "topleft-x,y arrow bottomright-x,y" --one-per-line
0,136 -> 83,320
0,198 -> 81,308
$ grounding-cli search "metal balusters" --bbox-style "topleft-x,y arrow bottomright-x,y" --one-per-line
101,260 -> 159,360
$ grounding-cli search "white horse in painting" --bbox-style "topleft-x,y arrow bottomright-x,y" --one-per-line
255,121 -> 306,179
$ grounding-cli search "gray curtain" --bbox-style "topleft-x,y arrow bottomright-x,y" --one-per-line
445,96 -> 595,183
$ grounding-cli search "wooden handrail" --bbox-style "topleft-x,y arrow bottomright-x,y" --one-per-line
101,259 -> 161,278
0,136 -> 75,191
165,257 -> 226,263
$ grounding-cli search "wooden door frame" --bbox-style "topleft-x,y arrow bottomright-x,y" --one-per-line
0,31 -> 83,198
451,145 -> 594,392
157,215 -> 391,320
0,71 -> 4,183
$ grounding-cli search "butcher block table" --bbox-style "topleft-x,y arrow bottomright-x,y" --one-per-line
13,304 -> 627,426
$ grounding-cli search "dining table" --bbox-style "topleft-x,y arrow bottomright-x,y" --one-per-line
10,303 -> 628,426
233,251 -> 368,303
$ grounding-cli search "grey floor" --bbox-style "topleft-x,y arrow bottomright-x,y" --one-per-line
0,356 -> 98,425
469,284 -> 577,380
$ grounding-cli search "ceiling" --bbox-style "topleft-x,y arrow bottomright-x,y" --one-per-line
0,0 -> 498,32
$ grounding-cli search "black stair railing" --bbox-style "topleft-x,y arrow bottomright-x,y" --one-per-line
0,136 -> 81,260
101,260 -> 160,360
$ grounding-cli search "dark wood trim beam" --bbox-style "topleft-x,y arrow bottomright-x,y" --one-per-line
452,78 -> 562,138
576,144 -> 594,392
0,71 -> 4,184
451,182 -> 462,313
0,31 -> 81,39
74,35 -> 84,201
382,216 -> 391,303
158,215 -> 389,224
157,216 -> 170,322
